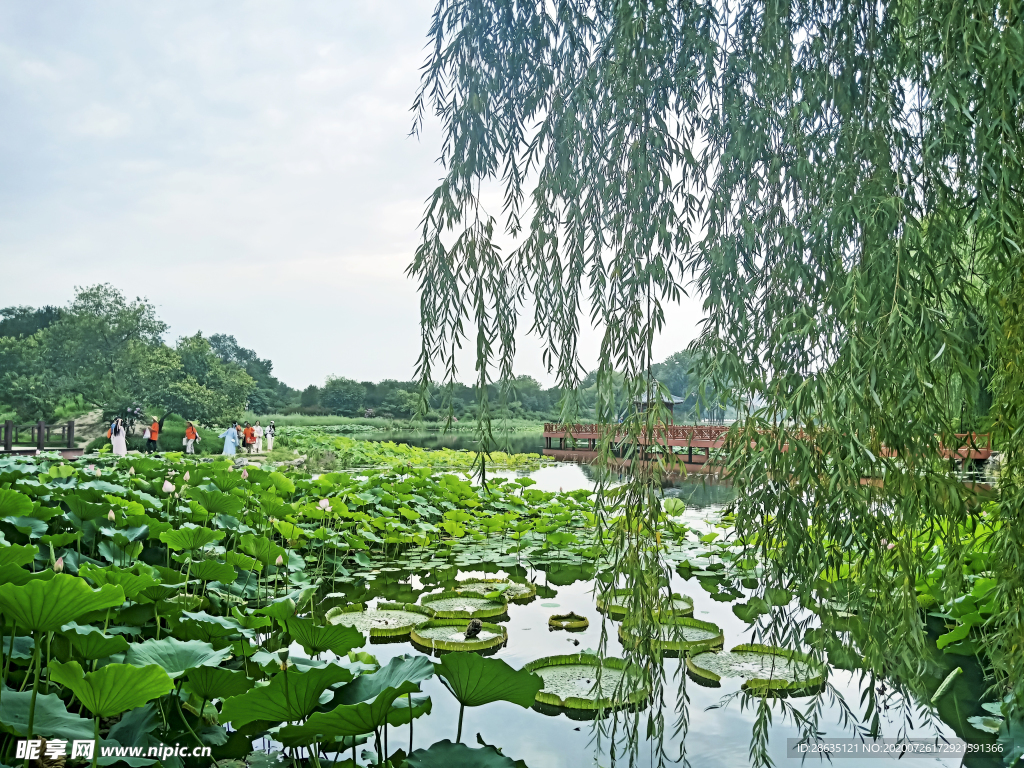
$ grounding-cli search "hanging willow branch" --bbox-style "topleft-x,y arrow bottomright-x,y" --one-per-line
410,0 -> 1023,766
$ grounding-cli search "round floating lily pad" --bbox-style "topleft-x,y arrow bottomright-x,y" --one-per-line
596,589 -> 693,620
619,616 -> 723,654
540,602 -> 560,608
410,619 -> 508,653
324,602 -> 433,637
524,653 -> 649,711
419,590 -> 508,619
686,643 -> 826,695
548,612 -> 589,631
456,578 -> 537,603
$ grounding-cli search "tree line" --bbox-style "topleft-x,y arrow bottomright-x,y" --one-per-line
0,284 -> 722,428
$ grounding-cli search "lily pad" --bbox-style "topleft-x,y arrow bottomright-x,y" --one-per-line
411,620 -> 508,652
456,578 -> 537,603
406,739 -> 527,768
596,588 -> 693,620
685,643 -> 827,694
420,591 -> 507,619
326,602 -> 434,637
548,612 -> 589,631
618,616 -> 724,654
524,653 -> 649,711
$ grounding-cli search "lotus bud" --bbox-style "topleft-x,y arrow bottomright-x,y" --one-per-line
95,469 -> 102,477
241,469 -> 249,480
162,480 -> 175,493
129,467 -> 136,475
108,510 -> 116,521
183,471 -> 190,482
275,555 -> 284,567
880,539 -> 888,547
318,498 -> 330,510
53,556 -> 64,573
887,542 -> 895,550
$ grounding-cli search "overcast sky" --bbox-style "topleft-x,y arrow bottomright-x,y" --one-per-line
0,2 -> 704,390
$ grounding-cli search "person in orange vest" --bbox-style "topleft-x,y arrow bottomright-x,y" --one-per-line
184,421 -> 199,454
144,418 -> 159,453
243,422 -> 256,454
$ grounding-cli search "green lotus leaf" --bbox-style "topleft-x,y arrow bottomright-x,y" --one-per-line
435,653 -> 542,709
239,533 -> 287,568
406,739 -> 526,768
62,494 -> 111,521
2,516 -> 48,539
78,564 -> 159,601
230,606 -> 272,629
187,488 -> 244,517
386,692 -> 432,728
220,664 -> 353,727
98,540 -> 144,564
0,684 -> 95,740
41,532 -> 82,548
0,489 -> 33,518
49,660 -> 175,717
256,597 -> 296,622
160,524 -> 224,551
0,574 -> 125,632
125,638 -> 231,678
273,520 -> 306,541
275,683 -> 420,748
60,623 -> 130,660
0,562 -> 57,586
334,653 -> 435,706
264,472 -> 295,496
0,543 -> 37,568
225,551 -> 263,573
283,617 -> 365,657
185,666 -> 255,702
177,610 -> 249,641
190,560 -> 237,583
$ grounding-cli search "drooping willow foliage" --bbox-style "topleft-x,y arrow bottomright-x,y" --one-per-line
409,0 -> 1023,765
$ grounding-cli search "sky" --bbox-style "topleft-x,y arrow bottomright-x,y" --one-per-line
0,1 -> 705,390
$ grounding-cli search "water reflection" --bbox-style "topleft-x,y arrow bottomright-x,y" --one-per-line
316,460 -> 996,767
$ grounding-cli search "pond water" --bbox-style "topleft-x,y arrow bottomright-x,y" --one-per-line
289,461 -> 998,767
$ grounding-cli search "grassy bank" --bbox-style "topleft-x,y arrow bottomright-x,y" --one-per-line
239,413 -> 546,432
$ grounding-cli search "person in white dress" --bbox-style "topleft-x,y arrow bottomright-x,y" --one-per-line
110,418 -> 128,456
253,421 -> 264,453
265,421 -> 275,452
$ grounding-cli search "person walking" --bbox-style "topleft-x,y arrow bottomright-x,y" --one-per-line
265,421 -> 275,451
184,421 -> 199,454
243,422 -> 256,454
253,421 -> 264,453
220,422 -> 240,455
144,418 -> 160,453
109,418 -> 127,456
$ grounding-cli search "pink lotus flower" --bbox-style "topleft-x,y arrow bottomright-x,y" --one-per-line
108,510 -> 116,521
241,469 -> 249,480
318,498 -> 330,510
275,555 -> 284,567
887,542 -> 895,550
54,557 -> 64,573
162,480 -> 175,493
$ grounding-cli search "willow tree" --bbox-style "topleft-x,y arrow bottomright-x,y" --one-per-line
410,0 -> 1023,763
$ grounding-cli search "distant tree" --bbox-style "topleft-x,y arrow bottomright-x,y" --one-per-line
209,333 -> 298,413
299,385 -> 321,408
320,376 -> 366,416
0,306 -> 63,338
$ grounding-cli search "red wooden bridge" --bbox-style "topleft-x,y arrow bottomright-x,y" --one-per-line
542,423 -> 993,468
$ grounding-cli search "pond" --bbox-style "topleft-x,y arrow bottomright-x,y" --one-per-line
305,465 -> 997,768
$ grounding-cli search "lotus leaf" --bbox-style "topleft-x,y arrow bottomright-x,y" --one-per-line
0,542 -> 36,567
333,654 -> 435,705
0,574 -> 125,632
60,623 -> 130,660
386,692 -> 432,728
220,664 -> 353,727
185,666 -> 255,702
78,564 -> 159,601
0,488 -> 32,518
283,617 -> 365,657
187,488 -> 244,517
435,653 -> 541,740
160,524 -> 224,551
49,660 -> 175,717
406,739 -> 527,768
274,683 -> 420,747
190,559 -> 237,583
239,533 -> 287,567
124,638 -> 231,678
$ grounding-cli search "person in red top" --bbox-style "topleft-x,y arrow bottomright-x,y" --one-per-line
145,418 -> 159,453
185,421 -> 199,454
243,422 -> 256,454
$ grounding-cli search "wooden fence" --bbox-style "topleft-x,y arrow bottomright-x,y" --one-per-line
1,420 -> 76,452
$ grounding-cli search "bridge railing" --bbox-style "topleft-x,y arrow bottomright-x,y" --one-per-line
2,420 -> 76,452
